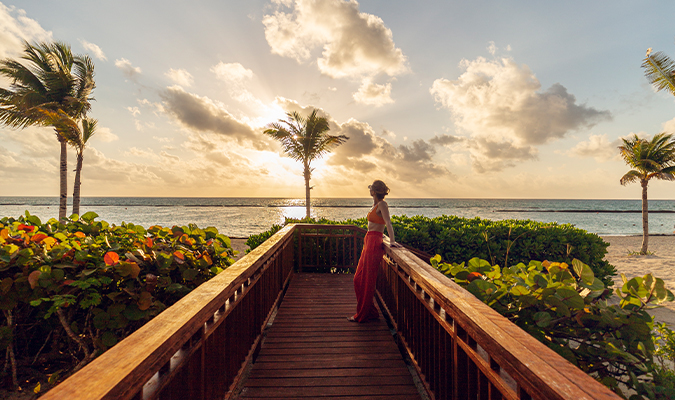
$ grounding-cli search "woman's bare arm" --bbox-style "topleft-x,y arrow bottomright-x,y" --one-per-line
378,201 -> 400,247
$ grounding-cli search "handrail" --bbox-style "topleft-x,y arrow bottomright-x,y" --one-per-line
377,240 -> 621,400
41,223 -> 623,400
41,224 -> 296,400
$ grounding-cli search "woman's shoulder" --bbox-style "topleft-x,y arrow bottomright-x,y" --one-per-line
378,200 -> 389,209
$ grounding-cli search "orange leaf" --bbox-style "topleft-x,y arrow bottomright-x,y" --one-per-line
28,271 -> 41,289
104,251 -> 120,266
202,253 -> 213,266
0,229 -> 8,239
42,237 -> 57,249
173,251 -> 184,260
74,232 -> 86,238
145,238 -> 153,248
18,224 -> 36,233
31,233 -> 48,243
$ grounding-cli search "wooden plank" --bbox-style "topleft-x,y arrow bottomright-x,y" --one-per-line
241,272 -> 422,399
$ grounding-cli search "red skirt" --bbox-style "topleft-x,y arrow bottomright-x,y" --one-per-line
352,231 -> 384,322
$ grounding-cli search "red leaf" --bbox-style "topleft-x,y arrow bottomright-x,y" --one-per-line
173,251 -> 184,260
104,252 -> 120,266
31,233 -> 48,243
18,224 -> 36,233
28,271 -> 41,289
145,238 -> 153,248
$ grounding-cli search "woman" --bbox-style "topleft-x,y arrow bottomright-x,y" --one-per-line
349,180 -> 400,323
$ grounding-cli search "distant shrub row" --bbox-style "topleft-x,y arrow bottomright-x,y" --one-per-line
0,212 -> 235,393
247,215 -> 616,286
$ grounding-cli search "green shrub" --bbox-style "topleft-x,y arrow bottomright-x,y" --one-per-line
248,215 -> 616,285
433,256 -> 673,399
0,211 -> 235,392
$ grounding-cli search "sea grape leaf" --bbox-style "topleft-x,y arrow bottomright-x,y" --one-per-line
104,251 -> 119,266
28,271 -> 41,289
138,291 -> 152,311
533,311 -> 552,327
101,331 -> 117,347
80,212 -> 99,222
123,304 -> 147,321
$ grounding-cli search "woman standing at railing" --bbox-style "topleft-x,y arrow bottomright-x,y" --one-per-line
349,180 -> 400,322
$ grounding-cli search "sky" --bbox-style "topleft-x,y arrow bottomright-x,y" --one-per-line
1,0 -> 675,199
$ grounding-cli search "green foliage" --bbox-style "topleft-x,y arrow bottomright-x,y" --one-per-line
433,255 -> 674,399
248,215 -> 616,285
0,211 -> 234,388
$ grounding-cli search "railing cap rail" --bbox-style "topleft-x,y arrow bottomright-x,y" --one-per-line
41,224 -> 297,400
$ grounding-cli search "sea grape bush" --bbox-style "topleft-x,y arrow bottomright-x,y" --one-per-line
432,256 -> 674,399
247,215 -> 616,285
0,211 -> 235,391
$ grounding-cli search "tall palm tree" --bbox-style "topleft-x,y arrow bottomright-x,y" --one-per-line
264,109 -> 348,218
0,41 -> 95,220
38,110 -> 97,216
619,133 -> 675,254
642,48 -> 675,96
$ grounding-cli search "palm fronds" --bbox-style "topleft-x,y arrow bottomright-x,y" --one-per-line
642,51 -> 675,96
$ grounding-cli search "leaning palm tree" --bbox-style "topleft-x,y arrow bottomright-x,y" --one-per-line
38,110 -> 97,216
642,48 -> 675,96
264,109 -> 348,218
619,133 -> 675,254
0,41 -> 95,219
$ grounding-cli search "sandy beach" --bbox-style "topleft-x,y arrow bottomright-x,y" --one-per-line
602,235 -> 675,327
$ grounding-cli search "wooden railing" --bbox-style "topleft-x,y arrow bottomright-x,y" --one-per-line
40,224 -> 297,400
376,239 -> 621,400
42,224 -> 621,400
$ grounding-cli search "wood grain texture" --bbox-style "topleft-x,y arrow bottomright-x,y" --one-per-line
382,243 -> 621,400
239,273 -> 422,399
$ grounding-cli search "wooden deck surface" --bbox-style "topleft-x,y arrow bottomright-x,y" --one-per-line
238,273 -> 423,399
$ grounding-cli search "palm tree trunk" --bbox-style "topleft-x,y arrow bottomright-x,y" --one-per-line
72,151 -> 83,216
641,179 -> 649,254
303,161 -> 311,219
58,134 -> 68,220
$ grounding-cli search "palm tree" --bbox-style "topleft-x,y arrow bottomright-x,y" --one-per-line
0,41 -> 95,220
72,117 -> 97,217
642,48 -> 675,96
619,133 -> 675,254
264,109 -> 348,218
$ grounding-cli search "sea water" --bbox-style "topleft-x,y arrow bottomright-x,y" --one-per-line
0,197 -> 674,238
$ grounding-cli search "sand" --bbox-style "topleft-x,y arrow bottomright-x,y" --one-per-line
602,235 -> 675,327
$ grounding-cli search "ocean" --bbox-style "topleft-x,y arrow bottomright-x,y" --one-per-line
1,197 -> 674,238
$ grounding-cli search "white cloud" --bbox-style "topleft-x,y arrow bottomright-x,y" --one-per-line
567,134 -> 620,162
263,0 -> 408,79
93,126 -> 118,143
164,68 -> 194,87
211,62 -> 253,83
0,4 -> 52,59
663,117 -> 675,134
127,107 -> 140,116
79,39 -> 106,61
153,136 -> 173,143
430,55 -> 610,172
115,58 -> 142,78
353,78 -> 393,106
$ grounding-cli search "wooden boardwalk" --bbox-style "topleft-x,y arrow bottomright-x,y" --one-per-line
238,273 -> 423,399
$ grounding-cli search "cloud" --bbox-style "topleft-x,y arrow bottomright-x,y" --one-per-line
430,55 -> 611,172
164,68 -> 193,87
160,85 -> 269,149
93,126 -> 118,143
429,134 -> 464,146
115,58 -> 142,79
127,107 -> 140,116
353,78 -> 393,106
663,117 -> 675,134
211,62 -> 254,83
79,39 -> 106,61
0,4 -> 52,59
567,134 -> 620,162
263,0 -> 408,79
